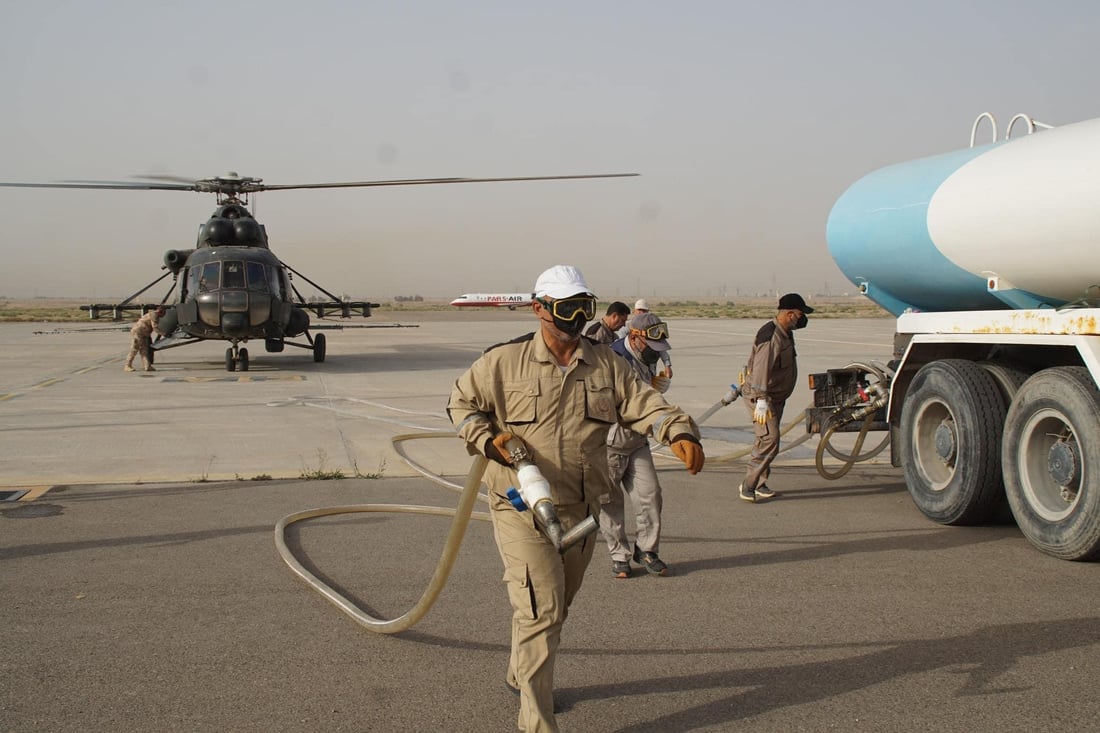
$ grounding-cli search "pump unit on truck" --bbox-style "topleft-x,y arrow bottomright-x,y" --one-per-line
813,112 -> 1100,561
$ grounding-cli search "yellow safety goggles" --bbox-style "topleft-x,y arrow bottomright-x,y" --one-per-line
537,295 -> 597,322
631,321 -> 669,340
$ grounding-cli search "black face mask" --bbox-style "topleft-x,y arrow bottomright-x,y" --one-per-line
640,346 -> 662,365
553,314 -> 588,337
794,314 -> 808,330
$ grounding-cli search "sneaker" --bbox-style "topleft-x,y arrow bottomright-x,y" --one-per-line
754,484 -> 778,500
633,545 -> 669,576
738,484 -> 756,503
612,560 -> 632,579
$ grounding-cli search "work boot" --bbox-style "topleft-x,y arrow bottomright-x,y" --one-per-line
124,364 -> 135,372
142,359 -> 155,372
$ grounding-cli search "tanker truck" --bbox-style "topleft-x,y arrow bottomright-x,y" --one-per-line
813,112 -> 1100,561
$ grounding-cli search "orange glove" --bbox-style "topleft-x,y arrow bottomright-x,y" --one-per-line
670,436 -> 704,475
487,432 -> 524,465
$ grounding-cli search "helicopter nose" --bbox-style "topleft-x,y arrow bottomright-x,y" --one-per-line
221,312 -> 249,337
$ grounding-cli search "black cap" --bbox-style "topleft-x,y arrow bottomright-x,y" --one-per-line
778,293 -> 814,313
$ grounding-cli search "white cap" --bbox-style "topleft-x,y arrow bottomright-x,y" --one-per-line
634,299 -> 649,311
534,265 -> 594,299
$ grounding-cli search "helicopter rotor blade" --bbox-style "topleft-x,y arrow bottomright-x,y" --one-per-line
130,174 -> 202,185
0,180 -> 198,191
0,172 -> 638,196
254,172 -> 638,192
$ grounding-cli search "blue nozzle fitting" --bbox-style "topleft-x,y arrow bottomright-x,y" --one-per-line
506,487 -> 528,511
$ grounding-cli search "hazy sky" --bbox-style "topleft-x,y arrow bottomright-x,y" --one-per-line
2,1 -> 1098,302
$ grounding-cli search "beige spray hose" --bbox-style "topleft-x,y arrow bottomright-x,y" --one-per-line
274,433 -> 490,634
654,400 -> 811,465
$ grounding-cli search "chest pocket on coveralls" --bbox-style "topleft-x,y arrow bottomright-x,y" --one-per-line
778,342 -> 793,371
500,379 -> 539,425
583,376 -> 617,424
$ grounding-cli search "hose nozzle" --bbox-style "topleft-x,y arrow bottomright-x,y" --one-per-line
559,515 -> 599,553
505,438 -> 565,551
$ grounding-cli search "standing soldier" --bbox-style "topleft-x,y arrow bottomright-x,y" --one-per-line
125,307 -> 163,372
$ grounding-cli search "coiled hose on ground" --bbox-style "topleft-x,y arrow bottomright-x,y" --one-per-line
276,367 -> 892,632
274,433 -> 491,634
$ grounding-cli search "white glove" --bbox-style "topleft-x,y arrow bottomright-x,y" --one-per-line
651,374 -> 671,393
753,399 -> 770,424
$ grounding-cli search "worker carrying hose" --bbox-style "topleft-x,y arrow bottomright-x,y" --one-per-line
737,293 -> 813,503
447,264 -> 704,733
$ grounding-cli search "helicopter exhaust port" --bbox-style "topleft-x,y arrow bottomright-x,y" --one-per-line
163,249 -> 195,274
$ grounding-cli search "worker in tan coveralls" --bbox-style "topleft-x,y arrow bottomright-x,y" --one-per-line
739,292 -> 813,503
124,307 -> 163,372
447,265 -> 705,733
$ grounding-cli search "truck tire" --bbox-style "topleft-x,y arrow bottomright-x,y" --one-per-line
979,361 -> 1031,523
979,361 -> 1029,402
900,359 -> 1007,525
1002,366 -> 1100,560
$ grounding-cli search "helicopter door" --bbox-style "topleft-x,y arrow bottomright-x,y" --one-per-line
246,261 -> 272,326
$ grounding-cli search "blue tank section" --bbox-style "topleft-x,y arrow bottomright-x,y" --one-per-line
827,142 -> 1010,316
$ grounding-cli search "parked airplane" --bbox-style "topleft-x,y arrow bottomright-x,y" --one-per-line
449,293 -> 534,310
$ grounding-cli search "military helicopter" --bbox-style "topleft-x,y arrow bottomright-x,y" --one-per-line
0,171 -> 636,371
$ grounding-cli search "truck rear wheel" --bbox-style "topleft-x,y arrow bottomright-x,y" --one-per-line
1002,367 -> 1100,560
900,359 -> 1007,525
979,361 -> 1030,523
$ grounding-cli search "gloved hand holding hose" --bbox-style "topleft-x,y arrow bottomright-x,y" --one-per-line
486,432 -> 520,465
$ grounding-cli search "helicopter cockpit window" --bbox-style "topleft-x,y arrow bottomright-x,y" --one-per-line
199,262 -> 220,292
186,265 -> 202,296
246,262 -> 268,292
268,265 -> 283,298
223,261 -> 246,289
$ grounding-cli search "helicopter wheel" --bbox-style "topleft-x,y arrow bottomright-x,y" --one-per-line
226,347 -> 236,372
313,333 -> 326,363
239,347 -> 249,372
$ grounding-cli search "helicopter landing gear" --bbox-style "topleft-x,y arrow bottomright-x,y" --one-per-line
313,333 -> 326,363
225,343 -> 250,372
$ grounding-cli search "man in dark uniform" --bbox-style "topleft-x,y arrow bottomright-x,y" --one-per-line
584,301 -> 630,344
739,293 -> 813,502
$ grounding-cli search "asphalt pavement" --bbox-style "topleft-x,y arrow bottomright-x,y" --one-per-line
2,313 -> 1099,732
